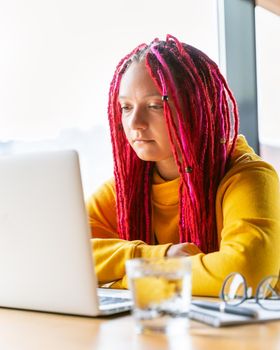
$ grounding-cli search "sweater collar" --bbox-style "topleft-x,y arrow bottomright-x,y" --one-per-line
151,170 -> 180,206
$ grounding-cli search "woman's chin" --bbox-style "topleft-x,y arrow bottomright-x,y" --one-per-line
134,151 -> 158,162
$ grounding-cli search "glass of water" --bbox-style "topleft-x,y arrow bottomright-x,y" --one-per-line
125,256 -> 192,335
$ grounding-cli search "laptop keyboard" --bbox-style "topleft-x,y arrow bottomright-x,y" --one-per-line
99,296 -> 131,305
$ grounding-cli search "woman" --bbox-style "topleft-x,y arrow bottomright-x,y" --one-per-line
87,35 -> 280,296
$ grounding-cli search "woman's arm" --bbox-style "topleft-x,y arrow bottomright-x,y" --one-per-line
86,179 -> 172,288
190,158 -> 280,296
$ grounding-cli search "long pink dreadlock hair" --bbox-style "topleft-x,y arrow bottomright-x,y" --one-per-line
108,35 -> 239,253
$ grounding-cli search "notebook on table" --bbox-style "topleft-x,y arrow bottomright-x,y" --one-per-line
190,300 -> 280,327
0,150 -> 132,316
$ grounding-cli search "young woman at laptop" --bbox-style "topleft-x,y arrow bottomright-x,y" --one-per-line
86,35 -> 280,296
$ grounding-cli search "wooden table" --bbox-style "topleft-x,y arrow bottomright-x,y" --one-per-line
0,307 -> 279,350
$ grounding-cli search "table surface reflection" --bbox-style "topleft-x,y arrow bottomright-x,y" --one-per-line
0,306 -> 279,350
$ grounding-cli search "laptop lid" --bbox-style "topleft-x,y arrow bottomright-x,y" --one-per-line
0,150 -> 108,316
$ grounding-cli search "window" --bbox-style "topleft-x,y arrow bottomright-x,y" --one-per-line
0,0 -> 220,195
255,6 -> 280,175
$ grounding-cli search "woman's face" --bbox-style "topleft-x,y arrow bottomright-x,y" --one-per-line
118,60 -> 174,164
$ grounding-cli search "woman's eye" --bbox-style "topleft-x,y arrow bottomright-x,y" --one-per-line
120,105 -> 131,111
149,104 -> 163,110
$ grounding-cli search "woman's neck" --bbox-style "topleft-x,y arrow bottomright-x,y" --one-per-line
155,158 -> 179,181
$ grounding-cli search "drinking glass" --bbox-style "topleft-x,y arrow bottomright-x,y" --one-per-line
125,256 -> 192,335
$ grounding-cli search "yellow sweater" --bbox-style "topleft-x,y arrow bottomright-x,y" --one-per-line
86,135 -> 280,296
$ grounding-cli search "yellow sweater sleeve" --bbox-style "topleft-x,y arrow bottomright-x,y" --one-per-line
191,157 -> 280,296
86,180 -> 172,288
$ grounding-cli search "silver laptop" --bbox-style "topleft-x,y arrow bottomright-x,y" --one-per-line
0,150 -> 132,316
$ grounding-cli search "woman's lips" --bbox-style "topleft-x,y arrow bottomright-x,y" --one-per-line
133,139 -> 154,144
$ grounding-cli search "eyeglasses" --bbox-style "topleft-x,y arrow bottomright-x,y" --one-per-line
220,272 -> 280,311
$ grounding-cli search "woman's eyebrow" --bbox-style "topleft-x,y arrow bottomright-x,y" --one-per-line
118,93 -> 162,100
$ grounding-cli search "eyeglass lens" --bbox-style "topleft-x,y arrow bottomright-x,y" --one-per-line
256,276 -> 280,311
221,273 -> 247,306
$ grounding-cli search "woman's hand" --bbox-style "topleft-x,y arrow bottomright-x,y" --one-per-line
166,242 -> 202,257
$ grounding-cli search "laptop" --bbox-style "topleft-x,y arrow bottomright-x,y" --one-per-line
0,149 -> 132,316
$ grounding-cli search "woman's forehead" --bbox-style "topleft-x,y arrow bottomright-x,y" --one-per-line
119,61 -> 160,97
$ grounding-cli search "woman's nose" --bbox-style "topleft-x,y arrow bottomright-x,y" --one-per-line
128,107 -> 148,130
